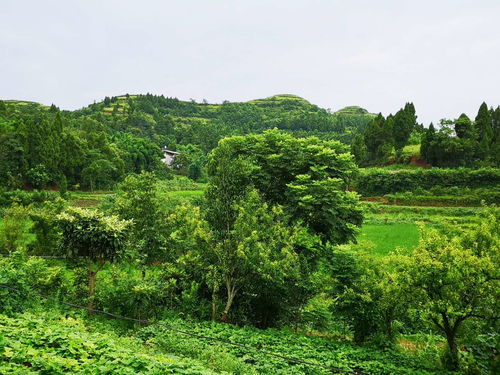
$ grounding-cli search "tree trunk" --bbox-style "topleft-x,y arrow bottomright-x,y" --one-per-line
220,278 -> 237,323
87,260 -> 104,314
441,313 -> 460,371
211,286 -> 218,321
445,330 -> 459,370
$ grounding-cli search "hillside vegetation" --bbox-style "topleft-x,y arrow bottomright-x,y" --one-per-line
0,94 -> 374,191
1,94 -> 499,374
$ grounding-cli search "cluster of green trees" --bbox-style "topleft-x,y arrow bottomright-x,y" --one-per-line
351,102 -> 499,168
351,103 -> 420,165
337,208 -> 499,370
421,103 -> 500,167
0,101 -> 164,190
0,131 -> 363,325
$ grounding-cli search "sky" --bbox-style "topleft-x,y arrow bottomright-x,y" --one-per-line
1,0 -> 499,125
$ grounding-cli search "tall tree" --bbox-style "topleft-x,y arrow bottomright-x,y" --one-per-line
454,113 -> 473,139
475,102 -> 493,159
110,172 -> 167,267
392,103 -> 417,156
420,123 -> 435,162
364,113 -> 393,162
350,133 -> 367,166
206,129 -> 362,243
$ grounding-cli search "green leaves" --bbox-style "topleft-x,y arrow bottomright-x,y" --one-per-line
57,207 -> 131,263
206,129 -> 362,244
0,312 -> 219,375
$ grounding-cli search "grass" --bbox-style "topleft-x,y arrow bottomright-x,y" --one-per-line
69,191 -> 114,207
357,223 -> 420,256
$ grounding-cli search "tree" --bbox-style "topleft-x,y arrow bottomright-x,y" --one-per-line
111,172 -> 166,267
350,133 -> 367,166
364,114 -> 393,163
475,102 -> 493,160
420,123 -> 435,162
402,209 -> 500,370
57,208 -> 130,312
82,159 -> 117,191
454,113 -> 473,139
287,175 -> 362,244
392,103 -> 417,156
206,129 -> 362,244
203,190 -> 302,322
203,130 -> 363,323
26,164 -> 51,189
335,250 -> 410,344
187,162 -> 202,181
491,106 -> 500,164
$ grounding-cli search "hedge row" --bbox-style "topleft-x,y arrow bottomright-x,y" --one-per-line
354,168 -> 500,196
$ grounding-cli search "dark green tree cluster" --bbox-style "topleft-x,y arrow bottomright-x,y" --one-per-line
0,101 -> 164,190
421,102 -> 500,167
351,103 -> 419,165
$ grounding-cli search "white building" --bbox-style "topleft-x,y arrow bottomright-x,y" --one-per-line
161,147 -> 180,166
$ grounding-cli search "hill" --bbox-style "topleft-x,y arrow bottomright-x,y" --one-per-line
71,93 -> 375,148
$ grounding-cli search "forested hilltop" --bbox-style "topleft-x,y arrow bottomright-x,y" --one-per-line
0,94 -> 374,190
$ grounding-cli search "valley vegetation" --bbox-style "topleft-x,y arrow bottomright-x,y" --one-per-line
0,95 -> 499,374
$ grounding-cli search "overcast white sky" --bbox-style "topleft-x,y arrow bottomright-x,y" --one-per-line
1,0 -> 499,124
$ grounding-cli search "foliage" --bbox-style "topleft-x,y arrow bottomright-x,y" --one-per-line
0,189 -> 60,208
399,208 -> 500,370
0,94 -> 376,190
355,167 -> 500,196
363,113 -> 393,163
0,205 -> 36,253
392,103 -> 417,156
206,129 -> 363,243
139,315 -> 452,375
108,172 -> 168,265
421,103 -> 499,167
56,207 -> 131,311
0,312 -> 218,375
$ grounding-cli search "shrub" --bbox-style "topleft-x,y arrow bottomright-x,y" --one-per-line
355,167 -> 500,196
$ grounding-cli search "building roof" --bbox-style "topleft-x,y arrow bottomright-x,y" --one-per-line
161,147 -> 180,155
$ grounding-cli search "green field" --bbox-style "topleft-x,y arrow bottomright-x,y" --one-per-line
357,223 -> 420,256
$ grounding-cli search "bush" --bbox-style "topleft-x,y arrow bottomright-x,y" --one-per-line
355,167 -> 500,196
0,189 -> 60,208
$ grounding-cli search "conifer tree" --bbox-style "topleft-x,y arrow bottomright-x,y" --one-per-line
393,103 -> 417,156
350,133 -> 367,166
474,102 -> 493,159
454,113 -> 472,139
420,123 -> 435,163
364,113 -> 392,162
